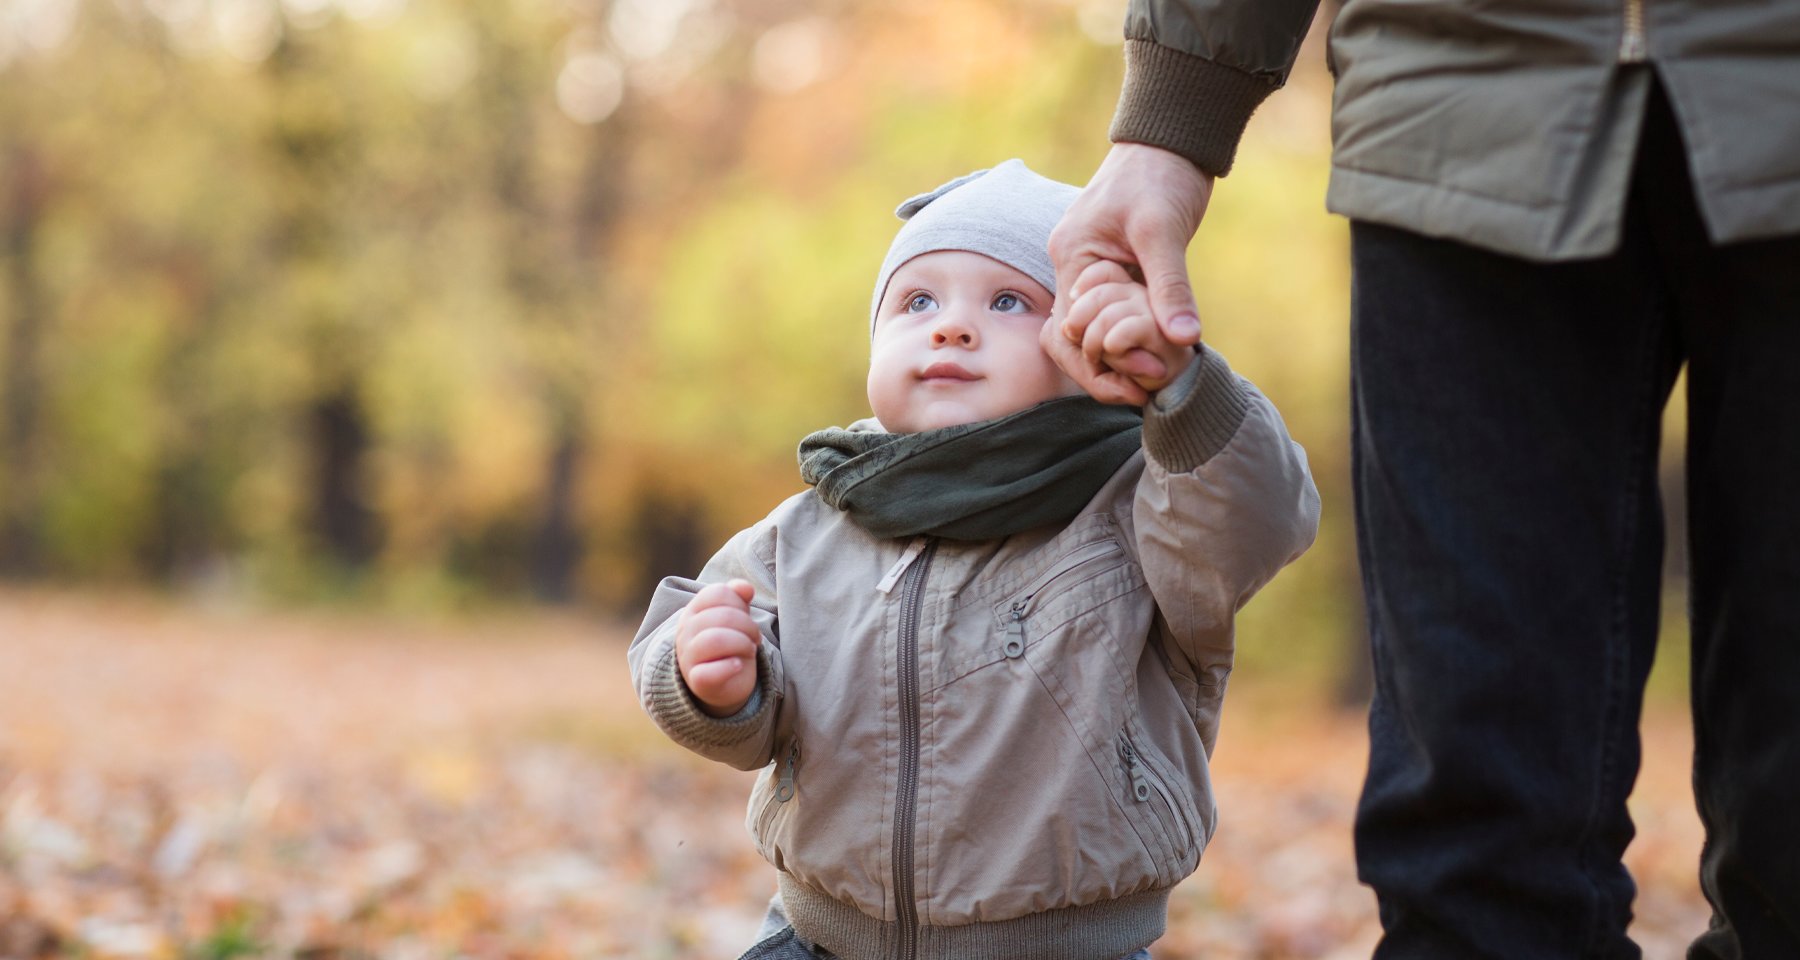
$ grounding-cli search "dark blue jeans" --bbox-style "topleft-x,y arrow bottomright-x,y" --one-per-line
1351,80 -> 1800,960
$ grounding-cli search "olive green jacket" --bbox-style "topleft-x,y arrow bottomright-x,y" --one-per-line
1113,0 -> 1800,260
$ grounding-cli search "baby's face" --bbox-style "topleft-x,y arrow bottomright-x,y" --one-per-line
867,250 -> 1079,434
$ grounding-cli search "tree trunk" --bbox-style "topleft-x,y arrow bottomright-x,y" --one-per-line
530,419 -> 583,603
310,389 -> 379,568
0,147 -> 48,578
632,491 -> 706,606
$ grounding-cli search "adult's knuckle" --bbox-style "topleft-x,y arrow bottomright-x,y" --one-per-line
1148,266 -> 1193,292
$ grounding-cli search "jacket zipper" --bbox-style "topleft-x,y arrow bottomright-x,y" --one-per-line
894,537 -> 937,960
1120,733 -> 1194,856
1118,738 -> 1153,803
1619,0 -> 1647,63
1015,541 -> 1118,605
775,738 -> 801,803
1000,541 -> 1121,659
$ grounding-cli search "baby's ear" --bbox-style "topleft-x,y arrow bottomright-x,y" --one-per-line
895,167 -> 991,220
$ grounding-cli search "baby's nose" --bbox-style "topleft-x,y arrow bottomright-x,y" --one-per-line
930,311 -> 979,346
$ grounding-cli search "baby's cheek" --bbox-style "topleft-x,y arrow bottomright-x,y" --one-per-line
865,360 -> 914,431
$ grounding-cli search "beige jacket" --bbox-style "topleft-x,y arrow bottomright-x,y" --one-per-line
628,349 -> 1320,960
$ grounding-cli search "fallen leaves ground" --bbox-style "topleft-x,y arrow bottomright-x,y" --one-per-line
0,591 -> 1709,959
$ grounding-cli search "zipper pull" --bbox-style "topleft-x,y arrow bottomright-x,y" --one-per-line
1120,741 -> 1150,803
776,739 -> 800,802
1002,603 -> 1026,658
877,537 -> 930,594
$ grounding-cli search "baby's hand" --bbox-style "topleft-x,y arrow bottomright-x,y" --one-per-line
675,579 -> 762,717
1062,261 -> 1196,397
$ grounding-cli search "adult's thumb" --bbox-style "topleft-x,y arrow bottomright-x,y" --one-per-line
1140,246 -> 1201,345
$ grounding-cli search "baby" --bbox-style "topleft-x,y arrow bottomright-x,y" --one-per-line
629,159 -> 1320,960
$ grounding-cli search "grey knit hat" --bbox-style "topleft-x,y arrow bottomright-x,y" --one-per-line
869,159 -> 1081,334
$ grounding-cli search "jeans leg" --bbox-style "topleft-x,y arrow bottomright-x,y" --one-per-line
1350,215 -> 1681,959
738,927 -> 824,960
755,892 -> 791,942
1659,219 -> 1800,960
1586,78 -> 1800,960
742,892 -> 830,959
1680,233 -> 1800,960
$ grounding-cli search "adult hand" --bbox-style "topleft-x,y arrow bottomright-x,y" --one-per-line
675,579 -> 761,717
1063,260 -> 1196,396
1045,143 -> 1214,404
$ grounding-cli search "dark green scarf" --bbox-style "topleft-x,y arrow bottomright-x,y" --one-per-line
797,396 -> 1142,541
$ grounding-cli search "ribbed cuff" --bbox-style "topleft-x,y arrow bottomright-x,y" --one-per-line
1109,40 -> 1279,178
1143,346 -> 1250,472
644,640 -> 775,748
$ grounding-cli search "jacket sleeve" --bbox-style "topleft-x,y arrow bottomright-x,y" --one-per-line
1110,0 -> 1324,176
626,520 -> 785,772
1132,346 -> 1321,750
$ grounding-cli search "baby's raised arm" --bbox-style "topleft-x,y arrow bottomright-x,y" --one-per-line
1128,348 -> 1321,753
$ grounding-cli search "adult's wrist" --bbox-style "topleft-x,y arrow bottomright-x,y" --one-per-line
1109,39 -> 1279,178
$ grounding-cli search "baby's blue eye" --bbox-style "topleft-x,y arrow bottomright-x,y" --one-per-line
905,292 -> 937,313
992,292 -> 1028,313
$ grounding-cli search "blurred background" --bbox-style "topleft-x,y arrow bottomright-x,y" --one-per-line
0,0 -> 1707,957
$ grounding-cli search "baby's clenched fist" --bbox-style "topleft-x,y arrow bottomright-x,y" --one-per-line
1062,260 -> 1196,396
675,579 -> 762,717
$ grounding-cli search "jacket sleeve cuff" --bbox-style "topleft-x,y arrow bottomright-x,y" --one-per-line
643,640 -> 777,749
1109,39 -> 1280,178
1144,345 -> 1251,472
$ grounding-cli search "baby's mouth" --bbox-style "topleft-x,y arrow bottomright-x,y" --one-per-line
920,362 -> 979,381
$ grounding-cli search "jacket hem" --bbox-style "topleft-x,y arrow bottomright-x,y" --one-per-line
1328,98 -> 1800,258
1327,163 -> 1616,263
1110,40 -> 1277,178
1692,175 -> 1800,248
779,874 -> 1167,960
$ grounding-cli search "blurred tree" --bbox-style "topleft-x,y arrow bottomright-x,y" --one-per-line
0,143 -> 48,577
0,0 -> 1397,699
264,21 -> 383,573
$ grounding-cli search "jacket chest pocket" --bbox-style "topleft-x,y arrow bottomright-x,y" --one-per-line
995,540 -> 1129,660
934,536 -> 1142,690
985,536 -> 1149,720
